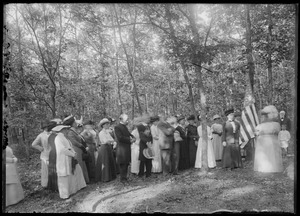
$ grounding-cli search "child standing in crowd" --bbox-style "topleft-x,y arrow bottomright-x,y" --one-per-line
278,124 -> 291,157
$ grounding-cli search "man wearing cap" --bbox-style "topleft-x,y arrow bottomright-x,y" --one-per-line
279,110 -> 291,132
186,115 -> 199,168
221,109 -> 243,170
211,114 -> 223,162
114,114 -> 136,184
31,119 -> 52,188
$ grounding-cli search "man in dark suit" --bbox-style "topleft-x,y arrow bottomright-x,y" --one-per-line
186,115 -> 198,168
114,114 -> 136,184
279,110 -> 292,132
221,109 -> 243,170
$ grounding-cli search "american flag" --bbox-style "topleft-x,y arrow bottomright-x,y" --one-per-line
239,103 -> 260,148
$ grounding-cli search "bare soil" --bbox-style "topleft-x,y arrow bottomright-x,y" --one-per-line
5,152 -> 294,213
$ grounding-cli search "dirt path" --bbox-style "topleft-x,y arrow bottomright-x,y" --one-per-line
5,156 -> 294,213
71,156 -> 294,213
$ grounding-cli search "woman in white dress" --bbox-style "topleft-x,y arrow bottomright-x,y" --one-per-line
31,120 -> 52,188
6,146 -> 25,207
48,116 -> 87,199
131,126 -> 140,174
253,105 -> 283,173
150,115 -> 162,173
195,117 -> 216,169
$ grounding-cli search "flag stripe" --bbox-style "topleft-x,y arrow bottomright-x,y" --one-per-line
239,103 -> 259,148
250,103 -> 259,126
244,106 -> 256,134
252,104 -> 259,125
240,113 -> 252,140
240,126 -> 248,144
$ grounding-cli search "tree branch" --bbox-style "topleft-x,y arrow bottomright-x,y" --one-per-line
27,81 -> 54,113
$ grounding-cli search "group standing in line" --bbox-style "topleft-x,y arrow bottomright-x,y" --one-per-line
5,105 -> 291,206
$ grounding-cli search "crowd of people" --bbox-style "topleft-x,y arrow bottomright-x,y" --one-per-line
5,105 -> 292,206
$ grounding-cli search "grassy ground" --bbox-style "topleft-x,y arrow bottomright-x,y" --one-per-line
4,148 -> 295,213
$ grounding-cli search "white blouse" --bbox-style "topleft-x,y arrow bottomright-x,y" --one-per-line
99,129 -> 114,145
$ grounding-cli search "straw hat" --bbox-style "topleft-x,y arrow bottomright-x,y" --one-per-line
213,114 -> 221,120
143,147 -> 154,159
99,118 -> 110,127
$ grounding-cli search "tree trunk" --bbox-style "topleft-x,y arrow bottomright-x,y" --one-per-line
186,4 -> 211,172
111,13 -> 123,114
267,5 -> 273,105
165,5 -> 197,116
113,5 -> 143,115
245,4 -> 255,96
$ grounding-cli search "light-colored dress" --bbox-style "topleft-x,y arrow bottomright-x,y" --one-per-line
151,124 -> 162,173
6,146 -> 25,207
32,131 -> 51,187
254,121 -> 283,173
195,125 -> 216,169
131,128 -> 140,174
54,130 -> 86,199
278,130 -> 291,149
211,123 -> 223,161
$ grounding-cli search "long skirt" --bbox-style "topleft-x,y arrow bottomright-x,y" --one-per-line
195,138 -> 216,168
151,139 -> 162,173
86,143 -> 97,182
57,164 -> 86,199
178,141 -> 190,170
212,134 -> 223,161
188,138 -> 197,168
131,142 -> 140,174
47,133 -> 58,191
6,164 -> 24,207
73,146 -> 90,184
222,143 -> 243,169
95,145 -> 117,182
254,134 -> 283,173
6,183 -> 24,207
41,159 -> 49,187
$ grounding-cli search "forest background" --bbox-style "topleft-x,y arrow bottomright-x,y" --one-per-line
3,3 -> 297,160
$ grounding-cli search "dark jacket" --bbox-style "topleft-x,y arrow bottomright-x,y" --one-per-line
137,124 -> 153,161
186,124 -> 199,142
114,123 -> 134,164
279,117 -> 291,132
222,120 -> 240,145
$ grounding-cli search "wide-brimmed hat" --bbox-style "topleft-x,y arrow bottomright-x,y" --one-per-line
213,114 -> 221,120
83,120 -> 95,126
99,118 -> 110,127
224,108 -> 234,116
107,117 -> 116,123
166,116 -> 177,126
41,120 -> 50,129
187,115 -> 196,121
143,147 -> 154,159
176,115 -> 185,122
74,116 -> 83,127
150,115 -> 160,123
47,120 -> 58,131
63,115 -> 75,126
